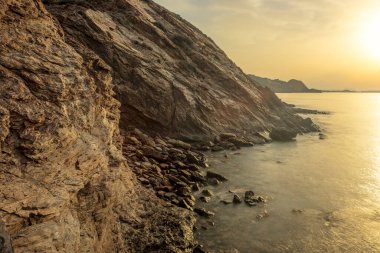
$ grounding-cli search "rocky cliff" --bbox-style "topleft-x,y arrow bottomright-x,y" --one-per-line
46,0 -> 316,140
249,74 -> 321,93
0,1 -> 194,252
0,0 -> 317,252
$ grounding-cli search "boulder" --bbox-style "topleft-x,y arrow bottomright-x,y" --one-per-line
233,194 -> 242,204
194,208 -> 215,218
270,128 -> 297,142
206,171 -> 228,182
202,189 -> 214,197
229,137 -> 254,147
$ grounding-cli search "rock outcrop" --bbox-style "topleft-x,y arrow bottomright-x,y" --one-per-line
45,0 -> 317,141
1,0 -> 319,252
0,1 -> 194,252
249,74 -> 322,93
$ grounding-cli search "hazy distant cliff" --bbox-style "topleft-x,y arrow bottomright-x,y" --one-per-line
249,75 -> 321,93
0,0 -> 317,252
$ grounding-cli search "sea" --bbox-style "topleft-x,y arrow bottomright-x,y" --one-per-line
197,93 -> 380,253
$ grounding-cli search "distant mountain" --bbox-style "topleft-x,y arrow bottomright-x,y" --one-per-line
249,75 -> 321,93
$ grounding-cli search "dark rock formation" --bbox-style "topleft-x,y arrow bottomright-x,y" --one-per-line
46,0 -> 317,141
249,75 -> 322,93
270,128 -> 298,142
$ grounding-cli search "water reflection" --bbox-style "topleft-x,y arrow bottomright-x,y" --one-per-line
197,93 -> 380,253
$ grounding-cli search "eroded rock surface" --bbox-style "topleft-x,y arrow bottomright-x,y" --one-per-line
0,1 -> 194,252
46,0 -> 317,141
1,0 -> 319,252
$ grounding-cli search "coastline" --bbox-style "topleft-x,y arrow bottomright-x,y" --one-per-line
121,117 -> 320,252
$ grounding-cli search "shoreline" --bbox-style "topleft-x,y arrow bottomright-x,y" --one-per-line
122,123 -> 320,252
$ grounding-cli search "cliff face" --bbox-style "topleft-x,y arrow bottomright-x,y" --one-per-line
46,0 -> 316,141
1,0 -> 318,252
0,1 -> 193,252
249,75 -> 322,93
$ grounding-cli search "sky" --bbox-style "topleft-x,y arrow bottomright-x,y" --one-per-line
154,0 -> 380,90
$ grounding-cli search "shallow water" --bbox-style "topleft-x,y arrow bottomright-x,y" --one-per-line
196,93 -> 380,253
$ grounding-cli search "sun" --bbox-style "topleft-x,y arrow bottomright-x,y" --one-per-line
358,14 -> 380,60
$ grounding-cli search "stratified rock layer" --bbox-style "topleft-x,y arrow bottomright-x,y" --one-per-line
0,1 -> 194,252
46,0 -> 316,141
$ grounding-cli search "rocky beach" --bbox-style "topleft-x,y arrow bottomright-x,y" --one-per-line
0,0 -> 318,252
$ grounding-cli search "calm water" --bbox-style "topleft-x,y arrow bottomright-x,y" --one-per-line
197,93 -> 380,253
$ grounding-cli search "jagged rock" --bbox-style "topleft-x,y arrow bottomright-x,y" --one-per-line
199,196 -> 211,203
244,191 -> 265,206
207,178 -> 221,186
193,245 -> 208,253
0,1 -> 195,252
0,0 -> 319,251
206,171 -> 228,182
47,0 -> 318,141
220,200 -> 232,205
186,152 -> 200,165
228,137 -> 254,147
233,194 -> 242,204
194,208 -> 215,218
202,190 -> 214,197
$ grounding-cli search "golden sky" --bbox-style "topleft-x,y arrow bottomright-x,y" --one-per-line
155,0 -> 380,90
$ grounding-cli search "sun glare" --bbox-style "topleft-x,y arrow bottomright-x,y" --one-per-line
359,14 -> 380,61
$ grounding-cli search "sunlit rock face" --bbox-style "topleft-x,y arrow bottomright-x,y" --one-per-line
0,0 -> 317,252
0,1 -> 194,252
46,0 -> 315,141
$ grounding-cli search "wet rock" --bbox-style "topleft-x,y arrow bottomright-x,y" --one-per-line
193,245 -> 208,253
192,183 -> 201,192
176,187 -> 192,197
255,132 -> 272,143
319,133 -> 327,140
198,146 -> 211,151
256,210 -> 269,220
206,171 -> 228,182
199,196 -> 211,203
202,189 -> 213,197
219,141 -> 236,149
186,152 -> 200,164
233,194 -> 242,204
188,164 -> 201,172
220,199 -> 232,205
244,191 -> 265,206
194,208 -> 215,218
179,198 -> 193,211
207,178 -> 220,186
229,137 -> 254,147
270,128 -> 297,142
211,146 -> 224,152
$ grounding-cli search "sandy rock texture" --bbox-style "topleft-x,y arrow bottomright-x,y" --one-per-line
0,1 -> 194,252
46,0 -> 317,141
